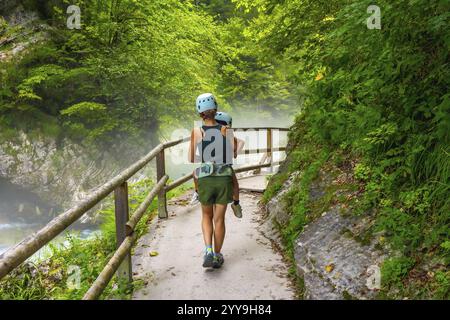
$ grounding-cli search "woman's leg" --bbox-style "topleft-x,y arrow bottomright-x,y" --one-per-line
213,204 -> 227,253
201,204 -> 214,246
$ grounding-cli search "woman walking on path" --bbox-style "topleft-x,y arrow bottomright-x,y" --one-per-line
188,93 -> 234,269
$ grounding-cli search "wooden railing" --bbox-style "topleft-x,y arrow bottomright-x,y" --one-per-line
0,127 -> 289,299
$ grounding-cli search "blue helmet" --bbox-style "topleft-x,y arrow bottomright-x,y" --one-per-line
196,93 -> 218,113
215,111 -> 232,127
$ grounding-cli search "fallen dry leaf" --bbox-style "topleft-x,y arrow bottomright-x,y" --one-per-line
325,264 -> 335,273
149,251 -> 159,257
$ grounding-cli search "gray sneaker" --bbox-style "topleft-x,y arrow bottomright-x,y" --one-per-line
213,253 -> 224,269
190,191 -> 200,205
203,252 -> 214,268
231,203 -> 242,218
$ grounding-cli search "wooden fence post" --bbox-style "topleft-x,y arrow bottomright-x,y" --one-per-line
254,129 -> 263,175
156,149 -> 168,218
114,182 -> 132,288
267,128 -> 273,173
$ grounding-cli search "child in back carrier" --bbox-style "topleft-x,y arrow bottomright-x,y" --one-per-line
190,111 -> 244,218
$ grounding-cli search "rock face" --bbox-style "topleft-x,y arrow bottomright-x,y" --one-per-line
295,207 -> 386,299
263,171 -> 387,300
0,0 -> 18,16
0,2 -> 39,26
0,4 -> 46,62
260,172 -> 298,248
0,131 -> 145,210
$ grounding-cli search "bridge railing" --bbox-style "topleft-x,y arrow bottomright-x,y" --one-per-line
0,126 -> 289,299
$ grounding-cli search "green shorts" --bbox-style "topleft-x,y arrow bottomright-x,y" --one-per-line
198,176 -> 233,205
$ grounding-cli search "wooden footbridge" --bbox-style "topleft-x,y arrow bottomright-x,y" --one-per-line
0,127 -> 289,299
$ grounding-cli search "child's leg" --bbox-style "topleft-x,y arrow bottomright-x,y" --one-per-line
194,176 -> 198,192
232,172 -> 239,202
190,170 -> 200,205
230,172 -> 242,218
193,169 -> 198,192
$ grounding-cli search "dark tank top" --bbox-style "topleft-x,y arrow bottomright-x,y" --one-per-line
196,124 -> 232,165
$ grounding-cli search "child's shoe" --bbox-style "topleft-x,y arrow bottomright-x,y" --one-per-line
231,203 -> 242,218
190,191 -> 200,205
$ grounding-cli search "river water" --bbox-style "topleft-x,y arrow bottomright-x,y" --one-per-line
0,177 -> 97,256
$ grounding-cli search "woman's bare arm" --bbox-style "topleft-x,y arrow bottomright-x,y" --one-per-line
234,137 -> 245,158
188,129 -> 197,163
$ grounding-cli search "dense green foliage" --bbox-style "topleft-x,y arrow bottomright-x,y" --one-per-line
0,0 -> 295,147
254,0 -> 449,298
1,0 -> 222,146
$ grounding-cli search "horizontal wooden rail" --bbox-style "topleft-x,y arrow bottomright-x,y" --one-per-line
233,127 -> 290,131
165,172 -> 194,192
125,175 -> 169,235
234,162 -> 272,173
162,136 -> 190,149
83,232 -> 138,300
158,127 -> 289,150
239,147 -> 286,155
165,159 -> 284,192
